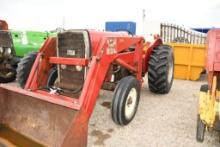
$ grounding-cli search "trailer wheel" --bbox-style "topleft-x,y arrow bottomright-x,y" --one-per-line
196,115 -> 206,142
0,68 -> 16,83
148,45 -> 174,94
16,52 -> 37,88
196,84 -> 208,142
111,76 -> 140,126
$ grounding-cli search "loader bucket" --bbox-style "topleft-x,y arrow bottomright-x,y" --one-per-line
0,84 -> 88,147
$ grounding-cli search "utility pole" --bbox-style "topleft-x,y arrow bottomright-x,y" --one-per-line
62,16 -> 66,29
142,9 -> 146,23
142,9 -> 146,33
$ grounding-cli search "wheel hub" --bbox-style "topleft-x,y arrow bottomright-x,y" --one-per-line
127,97 -> 133,106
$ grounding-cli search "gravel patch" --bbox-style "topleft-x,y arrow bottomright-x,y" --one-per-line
88,79 -> 220,147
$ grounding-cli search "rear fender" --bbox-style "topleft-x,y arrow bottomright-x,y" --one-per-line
142,37 -> 163,73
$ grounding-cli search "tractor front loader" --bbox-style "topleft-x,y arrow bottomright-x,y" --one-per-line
196,29 -> 220,142
0,30 -> 174,146
0,20 -> 18,83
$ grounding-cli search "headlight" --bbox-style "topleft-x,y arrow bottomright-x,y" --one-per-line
0,47 -> 3,53
61,64 -> 67,70
75,65 -> 83,71
6,48 -> 12,55
4,48 -> 12,58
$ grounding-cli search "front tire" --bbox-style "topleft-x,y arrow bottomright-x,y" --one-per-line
16,52 -> 37,88
111,76 -> 141,126
196,115 -> 206,142
148,45 -> 174,94
0,68 -> 16,83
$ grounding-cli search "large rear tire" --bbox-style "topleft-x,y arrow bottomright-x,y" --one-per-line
148,45 -> 174,94
111,76 -> 141,126
16,52 -> 37,88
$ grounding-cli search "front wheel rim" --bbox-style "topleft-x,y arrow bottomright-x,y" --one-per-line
125,88 -> 137,120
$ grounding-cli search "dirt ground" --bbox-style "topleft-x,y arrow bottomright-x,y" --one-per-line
88,78 -> 220,147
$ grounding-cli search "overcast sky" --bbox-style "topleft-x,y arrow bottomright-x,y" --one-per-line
1,0 -> 220,33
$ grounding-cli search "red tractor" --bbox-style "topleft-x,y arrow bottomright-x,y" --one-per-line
0,30 -> 174,146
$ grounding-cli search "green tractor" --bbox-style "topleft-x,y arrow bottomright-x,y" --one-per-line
11,30 -> 56,57
0,20 -> 56,83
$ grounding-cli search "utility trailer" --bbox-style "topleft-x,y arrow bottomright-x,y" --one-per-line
196,29 -> 220,142
0,30 -> 174,146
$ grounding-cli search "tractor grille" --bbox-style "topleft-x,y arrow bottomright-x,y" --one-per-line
57,31 -> 90,97
58,32 -> 86,58
0,31 -> 13,48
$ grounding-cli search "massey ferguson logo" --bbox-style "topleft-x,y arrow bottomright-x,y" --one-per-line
107,38 -> 117,55
67,49 -> 76,56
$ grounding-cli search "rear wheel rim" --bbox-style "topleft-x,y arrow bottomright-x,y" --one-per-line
168,58 -> 173,84
125,88 -> 137,120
